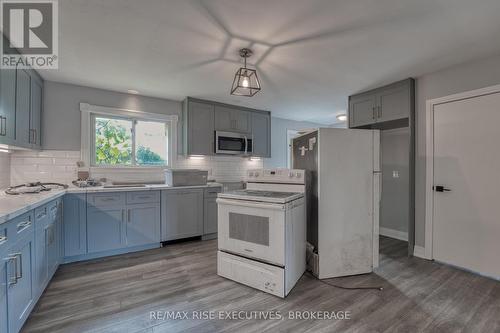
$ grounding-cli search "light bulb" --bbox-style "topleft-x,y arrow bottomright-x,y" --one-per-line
242,76 -> 249,88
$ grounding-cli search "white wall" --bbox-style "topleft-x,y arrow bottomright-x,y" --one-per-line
0,152 -> 10,189
415,54 -> 500,247
264,117 -> 324,168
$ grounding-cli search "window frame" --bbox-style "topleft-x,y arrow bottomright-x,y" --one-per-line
80,103 -> 178,170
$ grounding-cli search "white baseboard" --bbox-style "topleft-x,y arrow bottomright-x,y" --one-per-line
413,245 -> 427,259
379,227 -> 408,241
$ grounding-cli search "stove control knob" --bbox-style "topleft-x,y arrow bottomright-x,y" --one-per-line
289,172 -> 294,178
249,171 -> 254,177
254,172 -> 260,177
295,172 -> 301,178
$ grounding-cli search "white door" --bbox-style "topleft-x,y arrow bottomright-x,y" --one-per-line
433,91 -> 500,279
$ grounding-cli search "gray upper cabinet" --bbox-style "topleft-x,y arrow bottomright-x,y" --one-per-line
0,66 -> 17,144
214,106 -> 251,133
377,80 -> 413,123
161,189 -> 204,241
184,100 -> 214,155
251,112 -> 271,157
0,33 -> 44,149
183,97 -> 271,157
349,78 -> 415,128
30,73 -> 43,149
349,93 -> 377,127
15,67 -> 32,147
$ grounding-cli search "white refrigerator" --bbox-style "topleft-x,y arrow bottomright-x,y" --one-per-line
293,128 -> 380,279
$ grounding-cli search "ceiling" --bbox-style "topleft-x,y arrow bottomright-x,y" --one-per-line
39,0 -> 500,124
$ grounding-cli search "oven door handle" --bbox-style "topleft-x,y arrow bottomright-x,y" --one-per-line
216,198 -> 286,211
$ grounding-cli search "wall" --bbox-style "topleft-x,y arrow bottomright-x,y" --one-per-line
380,128 -> 409,237
415,53 -> 500,247
264,117 -> 324,168
0,152 -> 10,189
42,81 -> 182,150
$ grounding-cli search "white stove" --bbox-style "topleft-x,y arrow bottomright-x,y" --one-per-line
217,169 -> 306,298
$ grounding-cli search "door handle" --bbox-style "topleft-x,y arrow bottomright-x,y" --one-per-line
377,106 -> 382,118
433,185 -> 451,192
244,136 -> 248,155
6,256 -> 18,285
127,209 -> 131,223
372,107 -> 376,120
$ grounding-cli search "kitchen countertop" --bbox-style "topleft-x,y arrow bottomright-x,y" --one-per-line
0,183 -> 222,225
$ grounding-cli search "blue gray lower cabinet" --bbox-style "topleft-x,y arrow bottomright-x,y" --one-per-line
63,193 -> 87,257
5,212 -> 35,333
203,187 -> 221,238
161,189 -> 204,241
87,206 -> 126,253
34,205 -> 50,296
127,203 -> 161,247
85,191 -> 161,257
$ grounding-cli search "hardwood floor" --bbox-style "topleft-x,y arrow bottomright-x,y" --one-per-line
23,236 -> 500,333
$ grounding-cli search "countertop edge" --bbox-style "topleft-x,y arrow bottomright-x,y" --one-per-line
0,183 -> 223,225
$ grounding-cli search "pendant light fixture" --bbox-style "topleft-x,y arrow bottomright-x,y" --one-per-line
231,48 -> 261,97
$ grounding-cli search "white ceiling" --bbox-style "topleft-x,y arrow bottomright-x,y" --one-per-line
39,0 -> 500,124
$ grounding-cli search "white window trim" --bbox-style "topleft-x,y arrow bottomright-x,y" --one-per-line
80,103 -> 178,170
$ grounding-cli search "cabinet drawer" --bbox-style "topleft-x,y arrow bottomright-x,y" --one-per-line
126,191 -> 160,204
5,211 -> 34,247
87,193 -> 125,208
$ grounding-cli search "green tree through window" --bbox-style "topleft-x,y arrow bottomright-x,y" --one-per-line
94,116 -> 168,166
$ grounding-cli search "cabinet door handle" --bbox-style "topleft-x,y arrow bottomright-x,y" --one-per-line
377,106 -> 382,118
0,116 -> 5,136
6,256 -> 18,285
372,107 -> 376,120
127,209 -> 131,223
11,252 -> 22,279
17,220 -> 32,232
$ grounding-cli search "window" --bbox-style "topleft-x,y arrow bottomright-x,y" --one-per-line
92,114 -> 169,167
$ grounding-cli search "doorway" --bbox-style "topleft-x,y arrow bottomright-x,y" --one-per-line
426,84 -> 500,279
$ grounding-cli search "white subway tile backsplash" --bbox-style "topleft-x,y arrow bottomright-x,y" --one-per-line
10,150 -> 264,185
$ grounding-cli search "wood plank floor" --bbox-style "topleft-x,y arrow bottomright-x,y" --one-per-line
22,236 -> 500,333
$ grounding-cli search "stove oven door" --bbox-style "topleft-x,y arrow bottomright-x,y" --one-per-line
217,198 -> 286,266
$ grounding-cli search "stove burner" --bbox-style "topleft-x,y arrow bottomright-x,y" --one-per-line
5,182 -> 69,195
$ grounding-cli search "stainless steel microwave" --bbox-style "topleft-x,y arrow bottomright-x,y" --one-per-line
215,131 -> 253,155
